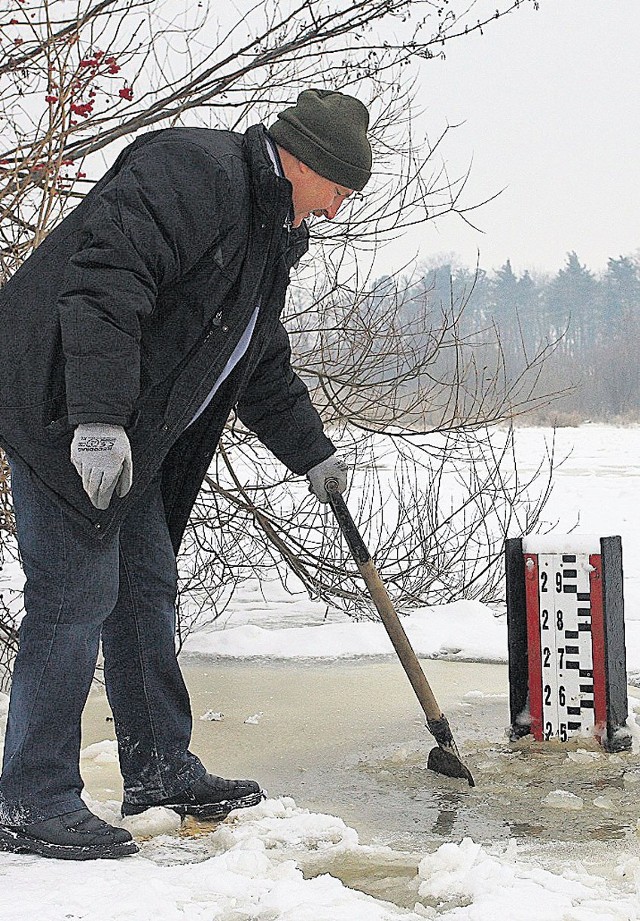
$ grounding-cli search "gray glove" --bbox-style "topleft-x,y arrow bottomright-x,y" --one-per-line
71,423 -> 133,510
306,455 -> 348,503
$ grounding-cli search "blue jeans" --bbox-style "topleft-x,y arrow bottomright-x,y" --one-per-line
0,455 -> 205,824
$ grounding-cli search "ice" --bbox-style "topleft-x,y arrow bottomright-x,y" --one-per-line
416,837 -> 637,920
211,797 -> 360,854
567,749 -> 601,764
81,739 -> 119,764
412,905 -> 437,919
622,770 -> 640,789
418,838 -> 485,898
5,425 -> 640,917
542,790 -> 584,810
122,806 -> 183,837
611,725 -> 634,748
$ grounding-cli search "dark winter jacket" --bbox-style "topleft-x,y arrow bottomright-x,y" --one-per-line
0,124 -> 335,550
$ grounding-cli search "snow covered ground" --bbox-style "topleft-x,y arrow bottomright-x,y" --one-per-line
3,792 -> 640,921
2,425 -> 640,920
180,424 -> 640,675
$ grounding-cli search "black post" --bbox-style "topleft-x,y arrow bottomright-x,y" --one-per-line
505,538 -> 529,739
600,536 -> 631,751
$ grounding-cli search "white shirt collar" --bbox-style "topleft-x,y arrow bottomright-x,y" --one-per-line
265,134 -> 291,230
265,135 -> 283,177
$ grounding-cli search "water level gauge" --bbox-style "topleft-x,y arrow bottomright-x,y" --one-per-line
505,535 -> 631,752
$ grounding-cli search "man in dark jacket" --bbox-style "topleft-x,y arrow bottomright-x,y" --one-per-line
0,89 -> 372,860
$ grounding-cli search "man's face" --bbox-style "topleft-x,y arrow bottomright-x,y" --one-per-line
289,165 -> 355,228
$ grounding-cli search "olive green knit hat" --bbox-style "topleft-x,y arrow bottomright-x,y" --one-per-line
269,89 -> 372,191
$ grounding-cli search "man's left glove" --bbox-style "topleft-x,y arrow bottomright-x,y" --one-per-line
71,423 -> 133,510
306,455 -> 348,503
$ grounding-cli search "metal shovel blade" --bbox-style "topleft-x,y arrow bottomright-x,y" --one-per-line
427,745 -> 475,787
426,714 -> 475,786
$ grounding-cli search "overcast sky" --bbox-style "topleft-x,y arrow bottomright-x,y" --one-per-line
379,0 -> 639,278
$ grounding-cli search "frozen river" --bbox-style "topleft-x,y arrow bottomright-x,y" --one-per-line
4,425 -> 640,919
80,656 -> 640,911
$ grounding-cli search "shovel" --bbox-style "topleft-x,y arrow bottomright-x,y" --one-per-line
325,479 -> 475,787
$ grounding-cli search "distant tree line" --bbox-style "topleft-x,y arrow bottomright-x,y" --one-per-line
383,251 -> 640,424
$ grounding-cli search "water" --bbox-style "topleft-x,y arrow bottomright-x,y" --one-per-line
82,657 -> 639,839
80,657 -> 640,907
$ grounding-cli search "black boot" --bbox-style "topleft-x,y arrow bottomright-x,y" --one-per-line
0,807 -> 139,860
122,773 -> 264,820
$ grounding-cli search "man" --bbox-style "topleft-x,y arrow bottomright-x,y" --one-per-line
0,88 -> 372,860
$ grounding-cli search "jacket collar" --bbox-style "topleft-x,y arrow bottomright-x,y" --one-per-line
243,124 -> 308,253
243,125 -> 291,220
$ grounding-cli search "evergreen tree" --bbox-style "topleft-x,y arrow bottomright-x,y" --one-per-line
601,256 -> 640,332
516,270 -> 543,349
487,260 -> 520,364
543,252 -> 600,359
595,256 -> 640,416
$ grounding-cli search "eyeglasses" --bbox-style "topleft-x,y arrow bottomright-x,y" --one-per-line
335,187 -> 364,203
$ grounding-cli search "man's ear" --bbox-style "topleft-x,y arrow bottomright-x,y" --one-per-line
276,145 -> 309,186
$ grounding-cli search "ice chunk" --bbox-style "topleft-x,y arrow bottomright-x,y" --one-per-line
200,710 -> 224,721
413,903 -> 437,918
80,739 -> 119,764
541,789 -> 583,810
121,805 -> 182,837
389,746 -> 409,764
566,749 -> 600,764
514,704 -> 531,727
623,770 -> 640,789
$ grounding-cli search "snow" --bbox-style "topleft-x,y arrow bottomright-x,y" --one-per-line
2,793 -> 640,920
179,425 -> 640,677
522,534 -> 603,554
182,600 -> 506,663
416,837 -> 640,920
0,798 -> 421,921
3,424 -> 640,918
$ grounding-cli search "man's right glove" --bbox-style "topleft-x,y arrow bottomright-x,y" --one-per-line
71,423 -> 133,510
306,454 -> 348,503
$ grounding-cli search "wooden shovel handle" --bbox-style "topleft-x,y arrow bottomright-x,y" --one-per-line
326,480 -> 444,723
